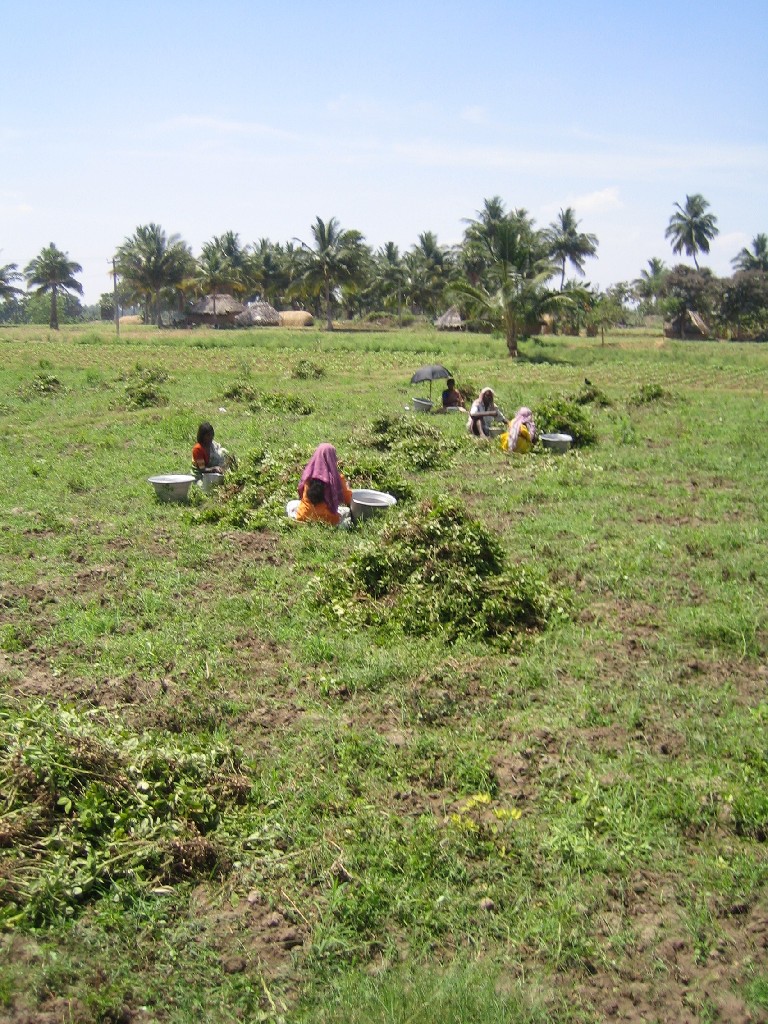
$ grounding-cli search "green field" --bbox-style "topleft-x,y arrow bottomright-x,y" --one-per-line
1,322 -> 767,1024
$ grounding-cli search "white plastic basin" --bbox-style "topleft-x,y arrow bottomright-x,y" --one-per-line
148,474 -> 196,501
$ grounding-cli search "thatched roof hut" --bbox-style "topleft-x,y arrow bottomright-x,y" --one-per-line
435,306 -> 464,330
235,301 -> 280,327
279,310 -> 314,327
189,294 -> 245,327
664,310 -> 710,340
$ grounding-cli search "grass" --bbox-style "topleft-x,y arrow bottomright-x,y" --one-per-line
0,321 -> 767,1023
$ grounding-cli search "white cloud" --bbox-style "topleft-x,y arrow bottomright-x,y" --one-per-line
540,188 -> 623,218
459,105 -> 490,126
158,115 -> 300,142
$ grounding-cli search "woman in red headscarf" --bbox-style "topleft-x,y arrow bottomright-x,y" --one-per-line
295,443 -> 353,526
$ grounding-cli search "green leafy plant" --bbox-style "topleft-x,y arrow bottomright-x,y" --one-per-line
534,395 -> 597,446
291,359 -> 326,380
313,498 -> 565,644
0,701 -> 249,927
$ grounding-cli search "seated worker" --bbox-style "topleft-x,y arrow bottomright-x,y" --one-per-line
467,386 -> 507,438
441,377 -> 466,410
192,421 -> 233,474
503,406 -> 537,453
296,443 -> 353,526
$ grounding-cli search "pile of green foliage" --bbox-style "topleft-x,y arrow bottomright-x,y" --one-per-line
358,414 -> 462,470
629,381 -> 667,405
534,395 -> 597,447
0,700 -> 250,927
223,380 -> 313,415
18,372 -> 66,400
312,498 -> 565,645
291,358 -> 326,380
120,364 -> 170,409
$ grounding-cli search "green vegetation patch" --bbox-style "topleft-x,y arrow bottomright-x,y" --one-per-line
18,372 -> 66,400
313,498 -> 565,644
534,395 -> 597,447
358,413 -> 462,471
119,364 -> 171,409
0,700 -> 250,927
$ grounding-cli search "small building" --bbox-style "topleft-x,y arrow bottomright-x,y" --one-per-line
435,306 -> 464,330
189,294 -> 245,328
664,310 -> 710,340
235,301 -> 280,327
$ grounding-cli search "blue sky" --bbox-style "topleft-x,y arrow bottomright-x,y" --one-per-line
2,0 -> 766,304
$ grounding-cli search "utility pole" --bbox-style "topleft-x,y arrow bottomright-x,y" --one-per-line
112,258 -> 120,338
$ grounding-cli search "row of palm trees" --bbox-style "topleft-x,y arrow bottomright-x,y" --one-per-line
3,194 -> 766,346
103,202 -> 599,353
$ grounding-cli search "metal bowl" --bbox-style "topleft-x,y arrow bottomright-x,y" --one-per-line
350,489 -> 397,523
540,433 -> 573,453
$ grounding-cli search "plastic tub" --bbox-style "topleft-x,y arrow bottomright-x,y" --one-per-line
350,489 -> 397,523
148,474 -> 196,502
199,470 -> 224,492
412,398 -> 433,412
540,433 -> 573,453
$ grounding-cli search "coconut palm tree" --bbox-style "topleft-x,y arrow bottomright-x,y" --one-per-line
114,224 -> 193,325
545,207 -> 599,290
453,214 -> 561,357
292,217 -> 369,330
376,242 -> 407,325
0,262 -> 22,303
731,233 -> 768,273
633,257 -> 669,310
23,244 -> 83,330
665,194 -> 719,270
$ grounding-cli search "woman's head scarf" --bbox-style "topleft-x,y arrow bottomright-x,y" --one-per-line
298,443 -> 343,514
508,407 -> 536,450
478,386 -> 495,408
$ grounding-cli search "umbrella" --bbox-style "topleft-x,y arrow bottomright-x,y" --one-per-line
410,364 -> 452,400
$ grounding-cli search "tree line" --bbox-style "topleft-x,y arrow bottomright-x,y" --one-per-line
1,194 -> 766,349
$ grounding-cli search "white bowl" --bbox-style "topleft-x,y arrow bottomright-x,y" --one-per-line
148,474 -> 196,501
350,489 -> 397,523
540,432 -> 573,453
199,470 -> 225,492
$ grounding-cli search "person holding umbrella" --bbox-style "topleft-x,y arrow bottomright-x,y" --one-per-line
441,377 -> 466,410
467,386 -> 507,438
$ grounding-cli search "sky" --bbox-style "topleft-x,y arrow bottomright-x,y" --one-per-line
2,0 -> 767,305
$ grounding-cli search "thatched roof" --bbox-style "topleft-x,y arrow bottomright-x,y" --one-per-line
190,293 -> 245,316
435,306 -> 464,330
664,309 -> 710,339
279,310 -> 314,327
235,301 -> 280,327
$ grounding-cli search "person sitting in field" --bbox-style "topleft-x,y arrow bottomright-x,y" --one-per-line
502,406 -> 537,454
467,386 -> 507,438
295,443 -> 353,527
441,377 -> 466,410
192,421 -> 233,475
